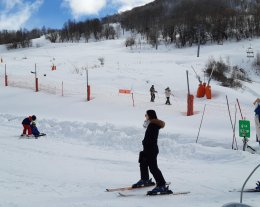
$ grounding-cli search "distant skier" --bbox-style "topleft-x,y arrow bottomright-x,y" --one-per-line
21,115 -> 36,136
132,110 -> 172,195
254,98 -> 260,142
150,85 -> 157,102
30,121 -> 45,138
165,87 -> 173,105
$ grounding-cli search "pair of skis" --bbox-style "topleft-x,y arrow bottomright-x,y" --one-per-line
106,183 -> 190,197
20,133 -> 46,139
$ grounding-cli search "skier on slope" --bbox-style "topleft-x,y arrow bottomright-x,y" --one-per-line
165,87 -> 173,105
150,85 -> 157,102
132,110 -> 172,195
21,115 -> 36,136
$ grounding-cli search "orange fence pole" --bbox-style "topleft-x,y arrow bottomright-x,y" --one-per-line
87,85 -> 91,101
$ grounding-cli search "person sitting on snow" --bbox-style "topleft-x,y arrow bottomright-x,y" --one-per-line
21,115 -> 36,136
30,121 -> 45,138
31,121 -> 40,137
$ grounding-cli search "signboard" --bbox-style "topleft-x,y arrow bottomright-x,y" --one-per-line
239,120 -> 250,138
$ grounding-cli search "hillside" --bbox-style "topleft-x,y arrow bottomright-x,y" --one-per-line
0,34 -> 260,206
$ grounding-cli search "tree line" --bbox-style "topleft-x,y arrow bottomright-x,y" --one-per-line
107,0 -> 260,48
0,18 -> 118,49
1,0 -> 260,49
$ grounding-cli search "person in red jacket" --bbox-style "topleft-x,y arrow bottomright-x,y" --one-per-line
21,115 -> 36,136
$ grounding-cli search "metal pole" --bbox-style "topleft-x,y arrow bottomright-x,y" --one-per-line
35,63 -> 37,79
86,68 -> 89,101
62,81 -> 64,97
236,98 -> 244,120
5,64 -> 7,86
186,70 -> 190,95
226,95 -> 235,149
132,93 -> 135,107
196,104 -> 207,143
35,63 -> 38,92
233,104 -> 238,150
197,26 -> 201,57
240,164 -> 260,203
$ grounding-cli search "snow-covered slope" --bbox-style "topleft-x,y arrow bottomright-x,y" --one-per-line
0,36 -> 260,206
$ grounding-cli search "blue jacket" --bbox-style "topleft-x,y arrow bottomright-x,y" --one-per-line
31,125 -> 40,136
255,104 -> 260,122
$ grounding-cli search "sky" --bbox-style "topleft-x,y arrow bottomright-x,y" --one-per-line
0,0 -> 154,30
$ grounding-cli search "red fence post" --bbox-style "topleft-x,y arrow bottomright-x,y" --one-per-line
87,85 -> 90,101
35,78 -> 38,92
187,94 -> 194,116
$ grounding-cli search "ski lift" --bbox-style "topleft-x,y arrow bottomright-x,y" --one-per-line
246,46 -> 254,58
222,164 -> 260,207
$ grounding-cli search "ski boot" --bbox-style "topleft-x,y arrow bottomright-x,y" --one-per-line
132,178 -> 155,188
147,184 -> 173,195
255,181 -> 260,191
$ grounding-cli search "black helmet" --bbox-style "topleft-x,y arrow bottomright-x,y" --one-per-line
32,115 -> 36,121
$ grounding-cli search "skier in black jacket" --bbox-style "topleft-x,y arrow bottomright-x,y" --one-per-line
132,110 -> 172,195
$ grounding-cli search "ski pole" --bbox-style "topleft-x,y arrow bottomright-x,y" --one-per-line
196,104 -> 206,143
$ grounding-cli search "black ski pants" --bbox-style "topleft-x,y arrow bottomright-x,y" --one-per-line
165,97 -> 170,105
150,93 -> 155,102
139,151 -> 166,186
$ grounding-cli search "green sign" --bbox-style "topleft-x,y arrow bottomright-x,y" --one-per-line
239,120 -> 250,138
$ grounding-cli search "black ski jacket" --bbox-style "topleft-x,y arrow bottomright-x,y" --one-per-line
142,119 -> 165,155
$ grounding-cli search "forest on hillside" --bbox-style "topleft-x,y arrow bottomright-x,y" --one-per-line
1,0 -> 260,49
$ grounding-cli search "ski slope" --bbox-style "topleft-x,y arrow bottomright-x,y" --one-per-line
1,36 -> 260,207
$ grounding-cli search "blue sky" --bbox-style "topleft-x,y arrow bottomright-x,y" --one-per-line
0,0 -> 154,30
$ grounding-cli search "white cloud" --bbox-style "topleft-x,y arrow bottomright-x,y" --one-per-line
63,0 -> 106,17
112,0 -> 154,12
0,0 -> 43,30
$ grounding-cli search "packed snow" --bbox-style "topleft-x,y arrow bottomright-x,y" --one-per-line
1,35 -> 260,207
